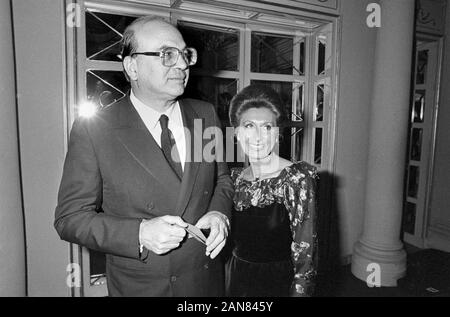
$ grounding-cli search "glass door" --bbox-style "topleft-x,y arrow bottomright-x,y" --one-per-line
402,39 -> 441,248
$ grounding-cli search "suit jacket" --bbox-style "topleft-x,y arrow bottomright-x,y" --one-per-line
54,96 -> 234,296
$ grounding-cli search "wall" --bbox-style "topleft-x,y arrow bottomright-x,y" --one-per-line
12,0 -> 70,296
427,2 -> 450,251
334,0 -> 377,259
0,0 -> 26,297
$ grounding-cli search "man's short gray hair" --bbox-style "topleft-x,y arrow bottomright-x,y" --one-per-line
121,16 -> 170,81
120,15 -> 169,59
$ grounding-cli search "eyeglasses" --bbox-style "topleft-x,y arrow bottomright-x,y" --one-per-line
131,47 -> 198,67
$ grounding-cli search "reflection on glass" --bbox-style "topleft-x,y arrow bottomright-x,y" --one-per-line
86,11 -> 137,61
416,50 -> 428,85
86,71 -> 129,109
277,126 -> 291,161
251,32 -> 297,75
183,76 -> 237,168
403,202 -> 416,235
314,128 -> 322,165
299,40 -> 305,76
250,80 -> 293,121
407,166 -> 420,198
317,36 -> 326,75
412,90 -> 425,123
293,84 -> 304,121
178,21 -> 239,72
278,127 -> 303,162
91,11 -> 137,34
292,128 -> 304,162
410,128 -> 423,161
315,84 -> 324,122
183,76 -> 237,124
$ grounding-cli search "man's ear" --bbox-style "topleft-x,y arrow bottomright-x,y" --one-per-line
123,56 -> 138,81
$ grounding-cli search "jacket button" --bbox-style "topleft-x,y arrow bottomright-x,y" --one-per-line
170,276 -> 177,282
204,191 -> 209,195
204,264 -> 209,269
147,202 -> 154,210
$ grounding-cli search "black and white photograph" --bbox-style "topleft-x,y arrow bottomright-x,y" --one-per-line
0,0 -> 449,303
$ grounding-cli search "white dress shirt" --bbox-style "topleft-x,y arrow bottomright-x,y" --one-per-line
130,91 -> 186,171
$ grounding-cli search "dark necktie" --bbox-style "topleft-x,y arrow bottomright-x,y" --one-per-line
159,114 -> 183,180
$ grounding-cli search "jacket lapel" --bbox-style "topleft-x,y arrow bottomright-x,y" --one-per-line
112,96 -> 182,192
176,99 -> 203,217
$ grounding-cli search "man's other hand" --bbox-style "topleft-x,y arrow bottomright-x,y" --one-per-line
195,211 -> 230,259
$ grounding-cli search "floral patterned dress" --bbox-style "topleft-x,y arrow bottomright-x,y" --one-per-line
225,161 -> 318,297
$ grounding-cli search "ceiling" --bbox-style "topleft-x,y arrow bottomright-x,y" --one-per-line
129,0 -> 324,29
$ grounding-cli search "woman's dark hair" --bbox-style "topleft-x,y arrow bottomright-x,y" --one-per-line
229,84 -> 286,128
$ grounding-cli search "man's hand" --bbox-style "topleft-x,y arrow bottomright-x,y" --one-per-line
195,211 -> 230,259
139,216 -> 188,255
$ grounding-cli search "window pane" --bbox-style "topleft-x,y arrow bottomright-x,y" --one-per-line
407,166 -> 420,198
178,21 -> 239,72
314,83 -> 324,122
314,128 -> 323,165
412,90 -> 425,123
251,32 -> 296,75
86,11 -> 136,62
403,202 -> 416,235
250,80 -> 293,120
183,76 -> 237,125
292,128 -> 304,162
86,71 -> 129,109
293,83 -> 304,121
299,40 -> 305,76
277,127 -> 304,162
410,128 -> 423,161
416,50 -> 428,85
317,37 -> 326,75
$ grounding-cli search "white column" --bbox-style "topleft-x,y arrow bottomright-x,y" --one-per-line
351,0 -> 416,286
0,0 -> 26,296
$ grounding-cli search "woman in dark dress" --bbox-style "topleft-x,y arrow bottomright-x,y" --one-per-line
226,84 -> 318,297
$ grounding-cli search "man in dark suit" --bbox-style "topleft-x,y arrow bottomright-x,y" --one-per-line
54,16 -> 233,296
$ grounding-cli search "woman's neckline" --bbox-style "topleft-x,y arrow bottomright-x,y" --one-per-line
239,162 -> 296,183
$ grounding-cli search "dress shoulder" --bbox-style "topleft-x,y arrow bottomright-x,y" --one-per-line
285,161 -> 318,182
230,167 -> 245,183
